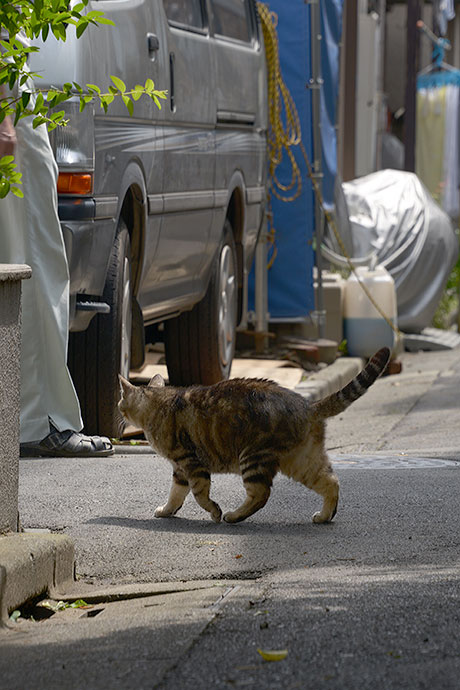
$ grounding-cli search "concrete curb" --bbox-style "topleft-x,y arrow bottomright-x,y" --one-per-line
0,532 -> 75,623
295,356 -> 364,401
56,578 -> 243,604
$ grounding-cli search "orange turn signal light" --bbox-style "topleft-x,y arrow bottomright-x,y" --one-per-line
57,172 -> 93,195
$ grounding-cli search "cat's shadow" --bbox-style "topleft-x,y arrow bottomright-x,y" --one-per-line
86,515 -> 334,535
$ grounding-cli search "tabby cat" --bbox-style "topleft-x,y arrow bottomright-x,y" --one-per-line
118,347 -> 390,524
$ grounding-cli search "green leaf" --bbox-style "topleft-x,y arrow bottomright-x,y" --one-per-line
51,110 -> 66,123
14,104 -> 22,127
95,16 -> 115,27
86,83 -> 101,94
53,92 -> 70,106
32,116 -> 46,128
68,599 -> 89,609
33,91 -> 45,112
76,21 -> 88,39
132,85 -> 144,102
11,185 -> 24,198
110,75 -> 126,93
0,156 -> 15,165
144,78 -> 154,93
122,94 -> 133,116
46,90 -> 58,102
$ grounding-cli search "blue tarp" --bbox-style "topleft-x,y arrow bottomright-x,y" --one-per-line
248,1 -> 343,320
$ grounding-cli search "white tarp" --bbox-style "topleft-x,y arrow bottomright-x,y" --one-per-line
325,169 -> 458,333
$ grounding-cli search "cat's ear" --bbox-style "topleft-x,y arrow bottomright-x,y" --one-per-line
147,373 -> 165,388
119,374 -> 135,397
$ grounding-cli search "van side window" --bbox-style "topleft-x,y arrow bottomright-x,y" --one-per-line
210,0 -> 252,43
163,0 -> 204,30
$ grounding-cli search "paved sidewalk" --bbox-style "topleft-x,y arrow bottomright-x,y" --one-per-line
3,347 -> 460,689
0,353 -> 363,623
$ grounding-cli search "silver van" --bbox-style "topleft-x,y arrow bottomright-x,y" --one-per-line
31,0 -> 267,436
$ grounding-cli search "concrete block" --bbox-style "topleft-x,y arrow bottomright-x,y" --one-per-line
0,264 -> 31,534
271,272 -> 345,345
0,532 -> 75,621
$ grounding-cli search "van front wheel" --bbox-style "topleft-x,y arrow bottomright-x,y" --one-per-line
165,220 -> 237,386
68,221 -> 132,436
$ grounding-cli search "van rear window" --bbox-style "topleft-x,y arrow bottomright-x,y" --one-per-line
163,0 -> 204,30
210,0 -> 252,43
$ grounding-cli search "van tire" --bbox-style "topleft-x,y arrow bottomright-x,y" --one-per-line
165,220 -> 237,386
68,221 -> 132,437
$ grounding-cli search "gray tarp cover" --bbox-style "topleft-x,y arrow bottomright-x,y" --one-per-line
327,169 -> 459,333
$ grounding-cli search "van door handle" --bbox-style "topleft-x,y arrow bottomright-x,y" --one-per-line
147,33 -> 160,56
169,52 -> 175,112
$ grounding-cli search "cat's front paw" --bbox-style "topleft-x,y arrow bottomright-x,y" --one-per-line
312,511 -> 333,524
155,505 -> 174,518
211,504 -> 222,523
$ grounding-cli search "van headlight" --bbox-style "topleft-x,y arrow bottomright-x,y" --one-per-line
49,98 -> 95,171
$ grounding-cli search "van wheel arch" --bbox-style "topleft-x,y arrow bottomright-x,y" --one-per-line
119,184 -> 146,371
164,219 -> 238,386
225,188 -> 245,325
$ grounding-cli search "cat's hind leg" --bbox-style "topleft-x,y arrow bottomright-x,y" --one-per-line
223,457 -> 278,523
310,467 -> 339,523
155,469 -> 190,518
181,463 -> 222,523
284,450 -> 339,523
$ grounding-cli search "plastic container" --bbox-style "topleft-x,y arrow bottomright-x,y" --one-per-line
343,265 -> 397,358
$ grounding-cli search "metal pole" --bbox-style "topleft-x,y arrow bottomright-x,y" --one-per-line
309,0 -> 325,340
254,224 -> 268,353
404,0 -> 421,172
339,0 -> 357,182
375,0 -> 387,171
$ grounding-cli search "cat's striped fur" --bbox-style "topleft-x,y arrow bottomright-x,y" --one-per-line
118,347 -> 390,524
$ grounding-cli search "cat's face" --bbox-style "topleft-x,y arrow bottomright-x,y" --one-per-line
118,374 -> 165,426
118,375 -> 137,426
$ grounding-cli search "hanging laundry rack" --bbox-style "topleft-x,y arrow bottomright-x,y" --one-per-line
417,21 -> 460,87
415,20 -> 460,219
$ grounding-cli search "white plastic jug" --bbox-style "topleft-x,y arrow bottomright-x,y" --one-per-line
343,265 -> 397,358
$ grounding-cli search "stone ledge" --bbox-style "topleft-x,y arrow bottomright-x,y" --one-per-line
0,532 -> 75,622
0,264 -> 32,282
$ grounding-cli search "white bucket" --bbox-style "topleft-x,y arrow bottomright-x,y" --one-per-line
343,265 -> 397,358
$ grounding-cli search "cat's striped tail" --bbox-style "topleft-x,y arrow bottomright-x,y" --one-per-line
311,347 -> 391,419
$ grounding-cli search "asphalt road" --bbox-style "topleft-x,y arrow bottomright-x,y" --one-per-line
6,348 -> 460,689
